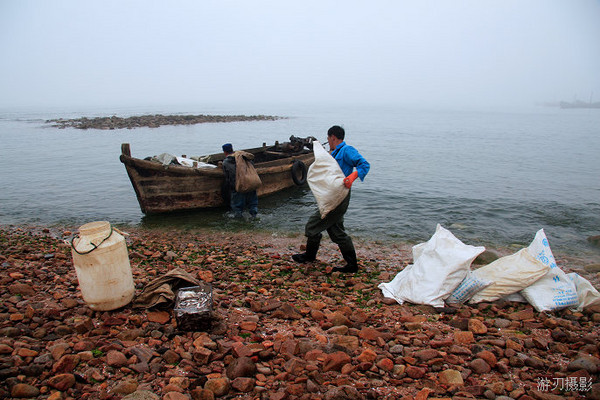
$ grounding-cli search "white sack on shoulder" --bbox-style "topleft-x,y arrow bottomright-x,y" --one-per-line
566,273 -> 600,311
519,229 -> 579,312
378,224 -> 485,308
469,249 -> 549,304
307,141 -> 349,219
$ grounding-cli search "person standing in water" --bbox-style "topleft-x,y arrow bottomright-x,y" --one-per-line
221,143 -> 258,218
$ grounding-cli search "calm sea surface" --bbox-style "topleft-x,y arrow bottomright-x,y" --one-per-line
1,104 -> 599,262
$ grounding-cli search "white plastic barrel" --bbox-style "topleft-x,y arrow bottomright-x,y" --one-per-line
71,221 -> 135,311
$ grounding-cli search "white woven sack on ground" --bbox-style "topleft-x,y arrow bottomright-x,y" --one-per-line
469,248 -> 549,304
378,224 -> 485,308
307,141 -> 349,219
566,273 -> 600,311
501,292 -> 528,303
519,229 -> 579,312
446,270 -> 493,305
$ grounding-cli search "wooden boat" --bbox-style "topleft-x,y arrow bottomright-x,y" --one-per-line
120,137 -> 315,214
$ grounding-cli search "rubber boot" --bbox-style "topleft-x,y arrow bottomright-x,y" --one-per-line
292,236 -> 320,263
332,247 -> 358,273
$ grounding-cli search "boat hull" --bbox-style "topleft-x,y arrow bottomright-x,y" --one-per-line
120,143 -> 314,214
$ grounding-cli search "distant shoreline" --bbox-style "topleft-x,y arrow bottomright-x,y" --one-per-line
46,114 -> 285,130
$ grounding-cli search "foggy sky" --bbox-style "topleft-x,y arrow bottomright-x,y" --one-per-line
1,0 -> 599,109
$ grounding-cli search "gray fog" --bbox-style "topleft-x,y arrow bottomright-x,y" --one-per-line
1,0 -> 599,110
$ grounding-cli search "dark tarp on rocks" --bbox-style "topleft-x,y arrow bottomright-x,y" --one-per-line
132,268 -> 201,309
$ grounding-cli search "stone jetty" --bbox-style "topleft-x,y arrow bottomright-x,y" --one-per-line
46,114 -> 283,130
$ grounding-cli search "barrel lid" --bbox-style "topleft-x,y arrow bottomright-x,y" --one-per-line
78,221 -> 111,236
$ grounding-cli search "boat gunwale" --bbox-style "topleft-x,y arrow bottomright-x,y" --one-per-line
120,145 -> 314,177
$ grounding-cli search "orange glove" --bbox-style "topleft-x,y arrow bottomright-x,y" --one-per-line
343,171 -> 359,188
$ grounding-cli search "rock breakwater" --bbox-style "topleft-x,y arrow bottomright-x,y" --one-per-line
46,114 -> 284,130
0,226 -> 599,399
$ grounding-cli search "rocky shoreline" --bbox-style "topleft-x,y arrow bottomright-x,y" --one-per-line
1,225 -> 599,400
46,114 -> 284,130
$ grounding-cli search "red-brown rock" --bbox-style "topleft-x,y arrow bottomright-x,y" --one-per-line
231,377 -> 255,392
147,310 -> 170,324
323,351 -> 351,372
47,373 -> 76,391
106,350 -> 128,367
204,377 -> 230,397
406,365 -> 426,379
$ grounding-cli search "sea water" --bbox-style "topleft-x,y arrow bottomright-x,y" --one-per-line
0,103 -> 599,262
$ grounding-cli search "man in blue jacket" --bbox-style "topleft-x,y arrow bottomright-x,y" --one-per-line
292,125 -> 370,273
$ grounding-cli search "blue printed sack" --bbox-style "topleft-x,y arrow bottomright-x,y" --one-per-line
446,270 -> 493,304
519,229 -> 579,312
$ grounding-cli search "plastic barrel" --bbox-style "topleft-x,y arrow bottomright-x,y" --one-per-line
71,221 -> 135,311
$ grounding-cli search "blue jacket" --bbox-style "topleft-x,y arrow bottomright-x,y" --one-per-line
330,142 -> 370,181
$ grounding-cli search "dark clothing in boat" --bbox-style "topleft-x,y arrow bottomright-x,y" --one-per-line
222,154 -> 258,217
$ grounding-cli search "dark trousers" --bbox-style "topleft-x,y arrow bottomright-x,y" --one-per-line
231,191 -> 258,217
304,191 -> 355,255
